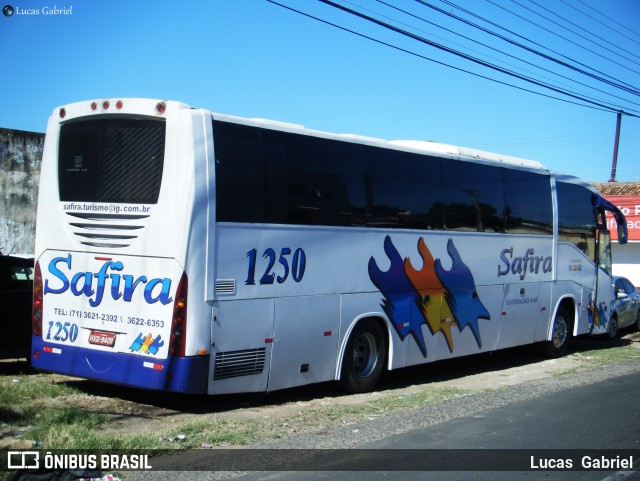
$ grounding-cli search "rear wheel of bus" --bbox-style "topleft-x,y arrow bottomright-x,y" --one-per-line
339,319 -> 386,393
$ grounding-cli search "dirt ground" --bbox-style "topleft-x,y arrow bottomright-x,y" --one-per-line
1,332 -> 639,449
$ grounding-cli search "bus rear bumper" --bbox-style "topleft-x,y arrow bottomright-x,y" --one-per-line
30,336 -> 209,394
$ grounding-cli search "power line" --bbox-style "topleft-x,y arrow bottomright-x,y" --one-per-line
267,0 -> 622,115
483,0 -> 640,93
319,0 -> 640,115
372,0 -> 640,112
430,0 -> 640,96
516,0 -> 640,70
459,135 -> 640,149
574,0 -> 640,45
485,0 -> 640,83
268,0 -> 640,117
558,0 -> 640,51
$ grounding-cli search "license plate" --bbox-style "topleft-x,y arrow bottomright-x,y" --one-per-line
88,330 -> 116,347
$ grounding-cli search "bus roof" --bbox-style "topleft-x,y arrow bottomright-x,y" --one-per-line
211,112 -> 547,171
52,98 -> 547,171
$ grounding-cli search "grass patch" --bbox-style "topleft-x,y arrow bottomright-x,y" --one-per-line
3,340 -> 637,450
575,344 -> 640,365
0,377 -> 77,407
0,372 -> 469,450
148,386 -> 470,449
0,378 -> 82,427
31,424 -> 163,450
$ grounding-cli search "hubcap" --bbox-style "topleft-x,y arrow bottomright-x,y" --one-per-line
552,317 -> 568,349
352,332 -> 378,378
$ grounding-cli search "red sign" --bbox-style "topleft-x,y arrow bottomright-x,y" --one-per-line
604,195 -> 640,242
88,330 -> 116,347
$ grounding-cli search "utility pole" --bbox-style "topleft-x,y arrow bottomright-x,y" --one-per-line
609,111 -> 622,182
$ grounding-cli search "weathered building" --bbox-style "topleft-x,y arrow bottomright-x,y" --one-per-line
0,128 -> 44,255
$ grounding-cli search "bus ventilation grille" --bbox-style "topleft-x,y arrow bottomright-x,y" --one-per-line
215,279 -> 236,295
213,348 -> 266,380
65,212 -> 148,249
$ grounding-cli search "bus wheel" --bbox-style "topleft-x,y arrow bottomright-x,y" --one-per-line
339,320 -> 386,393
545,307 -> 570,357
606,316 -> 618,340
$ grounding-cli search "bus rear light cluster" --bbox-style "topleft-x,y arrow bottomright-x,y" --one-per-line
59,108 -> 66,118
169,272 -> 188,357
90,100 -> 125,112
32,261 -> 43,336
155,102 -> 166,114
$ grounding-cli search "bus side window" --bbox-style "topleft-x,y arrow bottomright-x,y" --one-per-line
502,169 -> 552,235
364,148 -> 443,230
557,181 -> 597,260
213,121 -> 264,223
441,161 -> 504,233
263,131 -> 366,227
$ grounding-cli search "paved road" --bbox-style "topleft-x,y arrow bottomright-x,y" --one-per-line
233,371 -> 640,481
136,360 -> 640,481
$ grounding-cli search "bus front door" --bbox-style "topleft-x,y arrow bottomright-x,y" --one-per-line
591,230 -> 613,335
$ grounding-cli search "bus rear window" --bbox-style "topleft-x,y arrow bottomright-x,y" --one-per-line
58,118 -> 166,204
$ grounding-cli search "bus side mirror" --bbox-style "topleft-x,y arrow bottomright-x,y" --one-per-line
617,228 -> 627,244
593,195 -> 628,245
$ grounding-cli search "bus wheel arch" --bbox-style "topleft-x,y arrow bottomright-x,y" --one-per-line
545,299 -> 574,357
338,316 -> 388,394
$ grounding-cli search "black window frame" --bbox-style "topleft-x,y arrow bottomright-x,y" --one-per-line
58,116 -> 166,204
213,120 -> 554,237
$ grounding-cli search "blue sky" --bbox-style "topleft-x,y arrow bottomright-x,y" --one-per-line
1,0 -> 639,182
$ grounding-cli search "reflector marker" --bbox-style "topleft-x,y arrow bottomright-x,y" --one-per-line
143,362 -> 164,371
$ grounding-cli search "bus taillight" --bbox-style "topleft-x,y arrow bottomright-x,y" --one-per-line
32,261 -> 43,336
169,272 -> 188,357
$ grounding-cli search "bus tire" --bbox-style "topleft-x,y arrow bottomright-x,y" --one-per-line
545,306 -> 571,357
606,316 -> 618,340
339,320 -> 386,394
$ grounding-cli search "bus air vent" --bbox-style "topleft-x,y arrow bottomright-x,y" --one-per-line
215,279 -> 236,295
213,348 -> 266,380
65,212 -> 148,249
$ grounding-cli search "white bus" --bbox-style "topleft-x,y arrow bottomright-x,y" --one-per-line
31,98 -> 628,394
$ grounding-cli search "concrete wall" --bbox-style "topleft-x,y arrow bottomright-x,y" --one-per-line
0,128 -> 44,256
